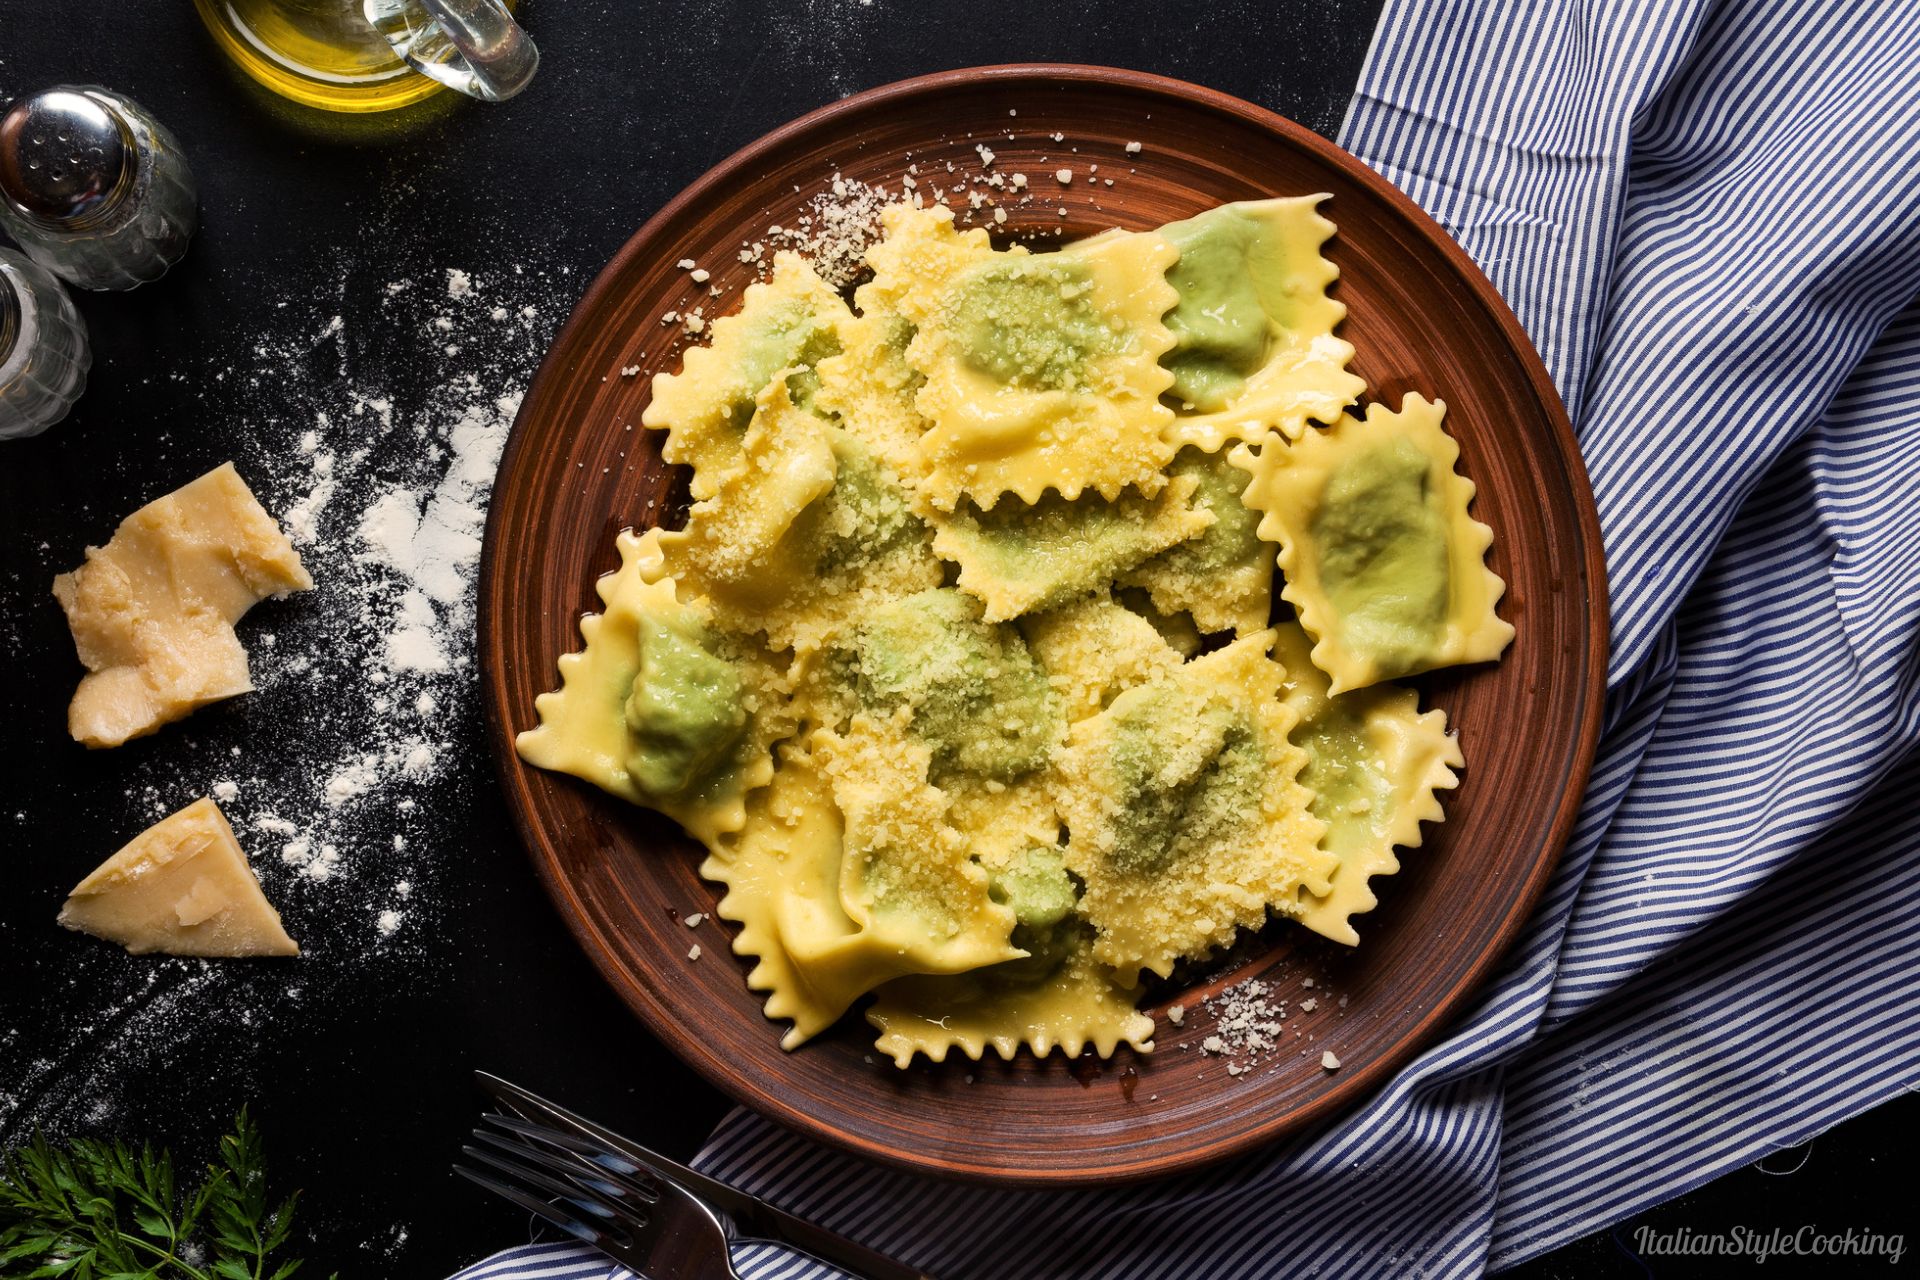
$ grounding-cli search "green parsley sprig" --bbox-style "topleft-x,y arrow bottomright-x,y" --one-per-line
0,1108 -> 331,1280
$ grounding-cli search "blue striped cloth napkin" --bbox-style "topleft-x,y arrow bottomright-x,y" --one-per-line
458,1 -> 1920,1275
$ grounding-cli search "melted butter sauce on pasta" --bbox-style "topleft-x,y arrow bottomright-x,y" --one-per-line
517,198 -> 1512,1065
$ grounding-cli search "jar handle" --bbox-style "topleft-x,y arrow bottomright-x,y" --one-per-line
361,0 -> 540,103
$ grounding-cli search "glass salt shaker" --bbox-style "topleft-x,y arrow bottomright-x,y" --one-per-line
0,247 -> 92,440
0,87 -> 199,292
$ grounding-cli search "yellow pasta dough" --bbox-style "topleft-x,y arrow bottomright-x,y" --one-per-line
867,933 -> 1155,1067
1158,196 -> 1365,451
810,303 -> 927,476
1114,586 -> 1206,656
1019,593 -> 1185,723
641,253 -> 850,500
871,204 -> 1180,510
1273,623 -> 1463,945
657,376 -> 940,655
514,528 -> 792,850
814,716 -> 1024,999
1055,631 -> 1335,979
701,742 -> 862,1046
943,770 -> 1063,866
518,195 -> 1511,1067
703,724 -> 1022,1049
930,470 -> 1213,623
1236,394 -> 1514,693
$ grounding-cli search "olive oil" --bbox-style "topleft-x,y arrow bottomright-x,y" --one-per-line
191,0 -> 444,113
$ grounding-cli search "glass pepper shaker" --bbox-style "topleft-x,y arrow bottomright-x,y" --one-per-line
0,87 -> 199,291
0,247 -> 92,441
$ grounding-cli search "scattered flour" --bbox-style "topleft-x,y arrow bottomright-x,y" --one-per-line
323,757 -> 381,808
353,391 -> 518,606
281,450 -> 334,545
50,255 -> 569,961
385,590 -> 450,674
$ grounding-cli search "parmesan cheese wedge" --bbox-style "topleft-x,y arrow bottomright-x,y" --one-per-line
58,798 -> 299,957
53,463 -> 313,748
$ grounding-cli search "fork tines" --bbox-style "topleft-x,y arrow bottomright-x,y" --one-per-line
481,1110 -> 662,1194
453,1111 -> 664,1251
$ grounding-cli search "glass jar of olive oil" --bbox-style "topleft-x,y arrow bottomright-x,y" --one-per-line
192,0 -> 537,114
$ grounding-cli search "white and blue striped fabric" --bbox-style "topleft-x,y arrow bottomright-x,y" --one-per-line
457,1 -> 1920,1275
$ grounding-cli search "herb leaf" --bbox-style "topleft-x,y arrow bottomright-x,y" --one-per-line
0,1110 -> 325,1280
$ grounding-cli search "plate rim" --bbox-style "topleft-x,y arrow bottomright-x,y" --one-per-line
479,62 -> 1610,1186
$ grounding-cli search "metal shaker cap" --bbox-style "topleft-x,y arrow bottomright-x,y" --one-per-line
0,88 -> 136,227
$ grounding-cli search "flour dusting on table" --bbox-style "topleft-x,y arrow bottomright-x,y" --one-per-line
200,268 -> 561,952
0,254 -> 570,1150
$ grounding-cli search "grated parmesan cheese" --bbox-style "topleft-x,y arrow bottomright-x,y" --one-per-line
754,174 -> 890,289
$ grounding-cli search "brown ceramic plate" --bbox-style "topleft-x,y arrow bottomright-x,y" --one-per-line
479,65 -> 1606,1185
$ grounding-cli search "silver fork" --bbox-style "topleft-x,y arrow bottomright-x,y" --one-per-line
456,1071 -> 938,1280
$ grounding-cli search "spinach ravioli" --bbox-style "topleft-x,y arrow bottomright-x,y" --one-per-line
518,190 -> 1511,1067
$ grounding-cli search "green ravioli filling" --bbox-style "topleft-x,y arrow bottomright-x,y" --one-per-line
993,845 -> 1077,930
811,432 -> 927,576
833,588 -> 1061,782
623,613 -> 748,797
946,487 -> 1197,617
876,310 -> 925,392
1130,448 -> 1267,603
1172,450 -> 1263,573
1293,703 -> 1391,858
1311,436 -> 1450,670
986,846 -> 1083,985
1160,203 -> 1318,412
724,308 -> 843,430
954,256 -> 1116,391
1104,694 -> 1261,876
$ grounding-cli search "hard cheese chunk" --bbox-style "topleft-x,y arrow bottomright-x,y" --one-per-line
58,798 -> 298,957
53,463 -> 313,748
